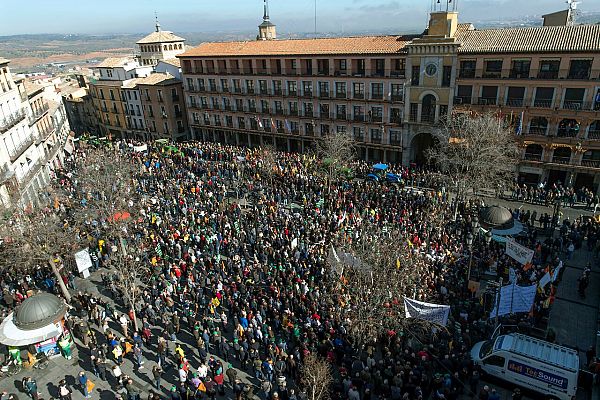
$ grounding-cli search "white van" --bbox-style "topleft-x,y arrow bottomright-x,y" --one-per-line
471,333 -> 578,400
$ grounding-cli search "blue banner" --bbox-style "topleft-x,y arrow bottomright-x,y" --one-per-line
507,360 -> 568,390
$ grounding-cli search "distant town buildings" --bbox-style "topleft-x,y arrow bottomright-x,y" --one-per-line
86,21 -> 189,141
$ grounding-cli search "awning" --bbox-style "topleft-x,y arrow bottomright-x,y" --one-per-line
0,313 -> 62,346
491,220 -> 525,236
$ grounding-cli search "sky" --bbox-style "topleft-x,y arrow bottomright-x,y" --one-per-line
1,0 -> 599,36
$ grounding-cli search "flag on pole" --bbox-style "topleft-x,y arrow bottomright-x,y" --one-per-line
284,119 -> 291,133
255,116 -> 263,129
515,111 -> 524,135
271,118 -> 277,131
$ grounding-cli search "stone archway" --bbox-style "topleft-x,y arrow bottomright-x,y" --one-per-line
410,132 -> 435,166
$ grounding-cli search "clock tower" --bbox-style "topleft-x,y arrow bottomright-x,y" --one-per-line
402,2 -> 460,165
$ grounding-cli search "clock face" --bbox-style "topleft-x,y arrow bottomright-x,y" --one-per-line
425,63 -> 437,76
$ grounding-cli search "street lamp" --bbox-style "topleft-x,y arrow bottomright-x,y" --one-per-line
466,232 -> 474,283
485,230 -> 493,244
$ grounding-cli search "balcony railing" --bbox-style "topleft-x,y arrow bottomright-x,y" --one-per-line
508,71 -> 530,79
581,159 -> 600,168
587,130 -> 600,140
28,103 -> 50,126
9,135 -> 35,162
537,71 -> 559,79
533,100 -> 553,108
454,96 -> 472,105
556,128 -> 579,138
0,109 -> 26,133
552,156 -> 571,164
477,97 -> 497,105
19,157 -> 44,186
504,98 -> 524,107
523,153 -> 543,161
527,127 -> 547,136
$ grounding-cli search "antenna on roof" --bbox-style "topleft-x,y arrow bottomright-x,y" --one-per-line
566,0 -> 580,25
314,0 -> 318,37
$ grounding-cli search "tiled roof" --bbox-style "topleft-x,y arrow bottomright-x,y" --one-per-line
135,73 -> 179,86
95,57 -> 135,68
457,24 -> 600,54
179,36 -> 411,58
137,31 -> 185,44
160,58 -> 181,67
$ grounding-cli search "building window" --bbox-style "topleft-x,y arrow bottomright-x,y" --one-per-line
506,87 -> 525,107
318,82 -> 329,97
370,128 -> 382,143
335,82 -> 346,99
371,83 -> 383,100
370,106 -> 383,123
510,59 -> 531,79
459,60 -> 476,78
353,126 -> 364,141
456,85 -> 472,104
483,60 -> 503,78
411,65 -> 420,86
353,82 -> 364,99
568,59 -> 592,80
442,66 -> 452,87
287,81 -> 297,95
480,86 -> 498,105
538,60 -> 560,79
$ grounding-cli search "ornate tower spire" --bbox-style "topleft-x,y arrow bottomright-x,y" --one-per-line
263,0 -> 270,21
257,0 -> 276,40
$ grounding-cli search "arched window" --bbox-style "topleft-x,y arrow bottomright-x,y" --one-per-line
529,116 -> 548,135
557,118 -> 580,138
552,147 -> 571,164
524,144 -> 543,161
421,94 -> 436,123
178,44 -> 182,50
168,44 -> 173,50
587,120 -> 600,140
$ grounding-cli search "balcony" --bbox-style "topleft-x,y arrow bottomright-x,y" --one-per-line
371,137 -> 382,144
302,111 -> 314,118
9,136 -> 35,162
371,93 -> 384,100
18,157 -> 44,186
248,107 -> 257,113
508,71 -> 530,79
533,100 -> 553,108
587,130 -> 600,140
477,97 -> 497,105
504,98 -> 524,107
556,127 -> 579,138
527,127 -> 547,136
336,92 -> 347,99
391,95 -> 403,102
459,70 -> 476,79
552,156 -> 571,165
482,72 -> 501,79
454,96 -> 472,105
523,153 -> 543,162
562,101 -> 585,110
581,159 -> 600,168
28,103 -> 50,126
0,109 -> 26,133
288,110 -> 298,116
537,71 -> 559,79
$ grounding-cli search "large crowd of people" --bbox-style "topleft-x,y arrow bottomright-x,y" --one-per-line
0,140 -> 598,400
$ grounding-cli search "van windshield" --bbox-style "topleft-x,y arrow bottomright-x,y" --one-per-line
479,340 -> 493,358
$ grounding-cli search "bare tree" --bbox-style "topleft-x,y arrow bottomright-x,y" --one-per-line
70,145 -> 147,331
0,196 -> 74,302
300,353 -> 333,400
327,219 -> 435,349
315,131 -> 355,190
427,112 -> 520,215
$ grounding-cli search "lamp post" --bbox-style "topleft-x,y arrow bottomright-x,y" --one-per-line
466,232 -> 474,282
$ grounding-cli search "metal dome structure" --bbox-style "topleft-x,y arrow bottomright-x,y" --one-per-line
13,293 -> 66,331
479,205 -> 514,230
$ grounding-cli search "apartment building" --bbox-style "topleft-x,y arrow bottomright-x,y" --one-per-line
453,24 -> 600,190
0,58 -> 63,207
61,75 -> 98,136
178,3 -> 600,190
138,73 -> 188,141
